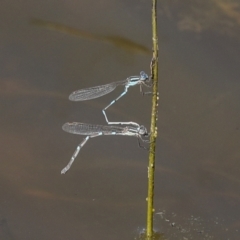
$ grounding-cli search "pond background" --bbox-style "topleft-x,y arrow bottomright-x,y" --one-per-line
0,0 -> 239,239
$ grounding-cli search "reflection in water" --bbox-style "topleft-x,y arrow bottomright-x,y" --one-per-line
0,78 -> 66,100
160,0 -> 240,38
31,19 -> 151,55
205,168 -> 240,185
23,189 -> 89,204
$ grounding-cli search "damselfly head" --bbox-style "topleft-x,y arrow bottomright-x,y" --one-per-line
139,71 -> 149,81
139,125 -> 149,136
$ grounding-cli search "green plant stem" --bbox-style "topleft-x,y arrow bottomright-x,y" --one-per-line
146,0 -> 158,239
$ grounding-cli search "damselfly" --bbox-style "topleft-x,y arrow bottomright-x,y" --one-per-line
61,122 -> 149,174
69,71 -> 151,126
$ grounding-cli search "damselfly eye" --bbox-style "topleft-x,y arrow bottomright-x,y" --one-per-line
139,125 -> 148,135
140,71 -> 148,81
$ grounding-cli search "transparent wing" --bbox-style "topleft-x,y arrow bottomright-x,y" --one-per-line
62,122 -> 125,135
69,80 -> 127,101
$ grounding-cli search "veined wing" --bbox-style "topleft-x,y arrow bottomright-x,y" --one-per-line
62,122 -> 125,135
69,80 -> 127,101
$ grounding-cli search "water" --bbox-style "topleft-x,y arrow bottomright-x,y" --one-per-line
0,0 -> 239,239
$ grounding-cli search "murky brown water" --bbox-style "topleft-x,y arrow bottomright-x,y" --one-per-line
0,0 -> 239,239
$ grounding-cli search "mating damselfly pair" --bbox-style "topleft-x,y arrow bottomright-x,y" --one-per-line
62,71 -> 151,174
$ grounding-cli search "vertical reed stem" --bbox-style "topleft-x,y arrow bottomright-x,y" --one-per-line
146,0 -> 158,239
